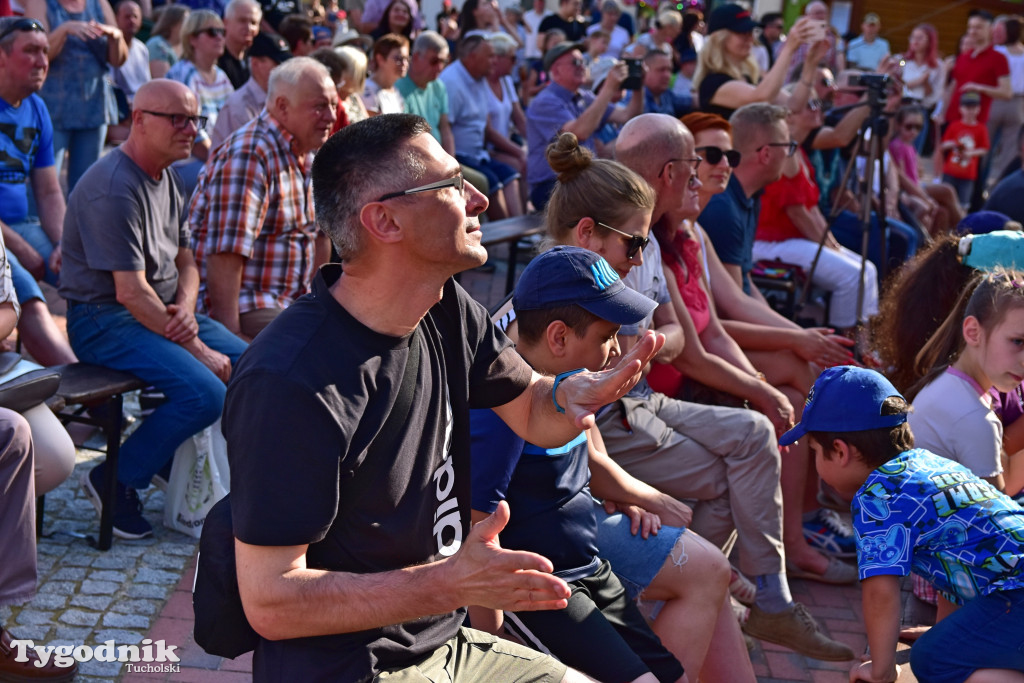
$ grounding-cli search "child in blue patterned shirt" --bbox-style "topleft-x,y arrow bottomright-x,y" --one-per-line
781,366 -> 1024,683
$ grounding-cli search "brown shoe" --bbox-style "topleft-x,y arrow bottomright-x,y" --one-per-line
0,625 -> 78,682
743,603 -> 855,661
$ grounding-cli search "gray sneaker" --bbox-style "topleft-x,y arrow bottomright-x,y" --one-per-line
743,603 -> 855,661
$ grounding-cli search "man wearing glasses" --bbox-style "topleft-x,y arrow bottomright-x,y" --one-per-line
701,103 -> 795,299
189,57 -> 336,340
609,113 -> 850,661
221,113 -> 664,681
60,79 -> 248,540
526,41 -> 644,211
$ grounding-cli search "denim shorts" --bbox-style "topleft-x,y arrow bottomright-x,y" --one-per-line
909,587 -> 1024,682
594,501 -> 686,601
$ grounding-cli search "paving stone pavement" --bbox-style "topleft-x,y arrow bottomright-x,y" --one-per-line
8,249 -> 923,682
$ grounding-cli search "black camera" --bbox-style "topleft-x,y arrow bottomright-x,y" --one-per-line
622,59 -> 644,91
847,72 -> 891,91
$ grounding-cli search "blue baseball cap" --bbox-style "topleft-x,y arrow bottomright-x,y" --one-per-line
513,246 -> 657,326
779,366 -> 908,446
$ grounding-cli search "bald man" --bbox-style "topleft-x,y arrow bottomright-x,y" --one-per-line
189,56 -> 337,340
60,79 -> 249,540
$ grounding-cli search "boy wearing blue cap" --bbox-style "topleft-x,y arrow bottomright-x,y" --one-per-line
781,366 -> 1024,683
468,246 -> 689,682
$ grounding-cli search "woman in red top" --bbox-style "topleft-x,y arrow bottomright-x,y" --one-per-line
752,95 -> 879,333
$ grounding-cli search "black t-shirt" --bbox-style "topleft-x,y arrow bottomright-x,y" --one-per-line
538,14 -> 588,42
698,71 -> 748,121
225,264 -> 531,682
218,52 -> 249,90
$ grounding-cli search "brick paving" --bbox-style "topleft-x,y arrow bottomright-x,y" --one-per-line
10,248 -> 923,681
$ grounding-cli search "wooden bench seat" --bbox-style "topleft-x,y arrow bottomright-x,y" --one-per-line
52,363 -> 147,550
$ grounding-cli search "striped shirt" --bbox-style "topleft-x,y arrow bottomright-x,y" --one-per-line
188,109 -> 317,315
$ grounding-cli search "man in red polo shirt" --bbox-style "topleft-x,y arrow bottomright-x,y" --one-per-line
945,9 -> 1010,127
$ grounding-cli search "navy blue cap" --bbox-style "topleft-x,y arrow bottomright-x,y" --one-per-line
513,246 -> 657,326
956,210 -> 1014,236
779,366 -> 908,446
708,3 -> 759,34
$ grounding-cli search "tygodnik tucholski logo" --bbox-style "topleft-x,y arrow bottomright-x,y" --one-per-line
9,638 -> 181,673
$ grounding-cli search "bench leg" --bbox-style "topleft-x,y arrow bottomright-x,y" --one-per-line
505,241 -> 519,295
98,395 -> 125,551
36,495 -> 45,539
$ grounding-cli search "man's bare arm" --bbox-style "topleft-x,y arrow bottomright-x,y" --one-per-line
205,252 -> 246,338
236,501 -> 571,641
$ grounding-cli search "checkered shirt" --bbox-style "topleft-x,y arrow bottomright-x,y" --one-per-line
189,109 -> 317,315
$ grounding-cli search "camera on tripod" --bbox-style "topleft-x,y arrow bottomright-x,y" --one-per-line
847,72 -> 891,92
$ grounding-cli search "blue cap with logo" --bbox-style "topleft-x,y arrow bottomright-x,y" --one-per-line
779,366 -> 908,446
513,246 -> 657,325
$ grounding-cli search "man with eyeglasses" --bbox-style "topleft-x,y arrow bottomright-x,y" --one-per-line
220,113 -> 663,681
701,103 -> 796,299
189,57 -> 336,340
611,112 -> 852,662
525,40 -> 643,210
60,79 -> 248,540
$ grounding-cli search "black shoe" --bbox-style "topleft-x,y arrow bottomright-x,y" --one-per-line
81,464 -> 153,540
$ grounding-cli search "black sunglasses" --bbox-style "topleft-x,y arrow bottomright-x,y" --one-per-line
378,174 -> 464,202
758,140 -> 799,156
598,221 -> 649,259
140,110 -> 208,130
695,146 -> 741,168
0,18 -> 45,42
903,123 -> 923,131
199,27 -> 226,38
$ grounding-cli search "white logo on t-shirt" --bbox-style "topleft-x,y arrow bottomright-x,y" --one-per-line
432,398 -> 462,556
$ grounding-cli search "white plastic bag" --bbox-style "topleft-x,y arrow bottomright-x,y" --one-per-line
163,418 -> 230,538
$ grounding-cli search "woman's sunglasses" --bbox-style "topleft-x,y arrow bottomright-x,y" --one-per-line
597,222 -> 649,259
695,146 -> 741,168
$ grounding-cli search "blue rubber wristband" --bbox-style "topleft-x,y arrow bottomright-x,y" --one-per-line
552,368 -> 585,414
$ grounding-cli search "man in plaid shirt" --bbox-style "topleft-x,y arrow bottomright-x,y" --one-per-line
189,56 -> 337,340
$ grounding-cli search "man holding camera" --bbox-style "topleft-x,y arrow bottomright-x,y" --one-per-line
525,41 -> 644,210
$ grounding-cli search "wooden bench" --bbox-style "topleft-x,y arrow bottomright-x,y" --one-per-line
52,363 -> 147,550
480,214 -> 545,294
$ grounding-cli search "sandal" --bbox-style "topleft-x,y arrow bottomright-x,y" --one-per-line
729,566 -> 757,606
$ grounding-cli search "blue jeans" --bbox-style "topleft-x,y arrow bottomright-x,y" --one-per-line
66,302 -> 247,489
594,501 -> 685,600
6,251 -> 45,305
831,209 -> 921,278
910,588 -> 1024,682
52,126 -> 106,194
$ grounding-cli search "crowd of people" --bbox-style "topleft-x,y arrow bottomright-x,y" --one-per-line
1,0 -> 1024,681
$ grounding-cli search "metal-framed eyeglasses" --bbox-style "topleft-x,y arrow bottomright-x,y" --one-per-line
657,156 -> 703,178
757,141 -> 799,156
377,174 -> 464,202
139,110 -> 208,130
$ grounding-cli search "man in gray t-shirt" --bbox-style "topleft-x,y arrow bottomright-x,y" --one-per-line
59,80 -> 248,541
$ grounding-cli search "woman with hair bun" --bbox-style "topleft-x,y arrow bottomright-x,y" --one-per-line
521,131 -> 757,682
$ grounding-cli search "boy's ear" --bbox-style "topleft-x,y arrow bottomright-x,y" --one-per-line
963,315 -> 983,348
574,217 -> 597,249
544,320 -> 570,357
832,438 -> 855,466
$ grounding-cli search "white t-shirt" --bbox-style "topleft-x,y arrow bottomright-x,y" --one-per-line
523,9 -> 547,59
909,369 -> 1003,478
996,45 -> 1024,96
